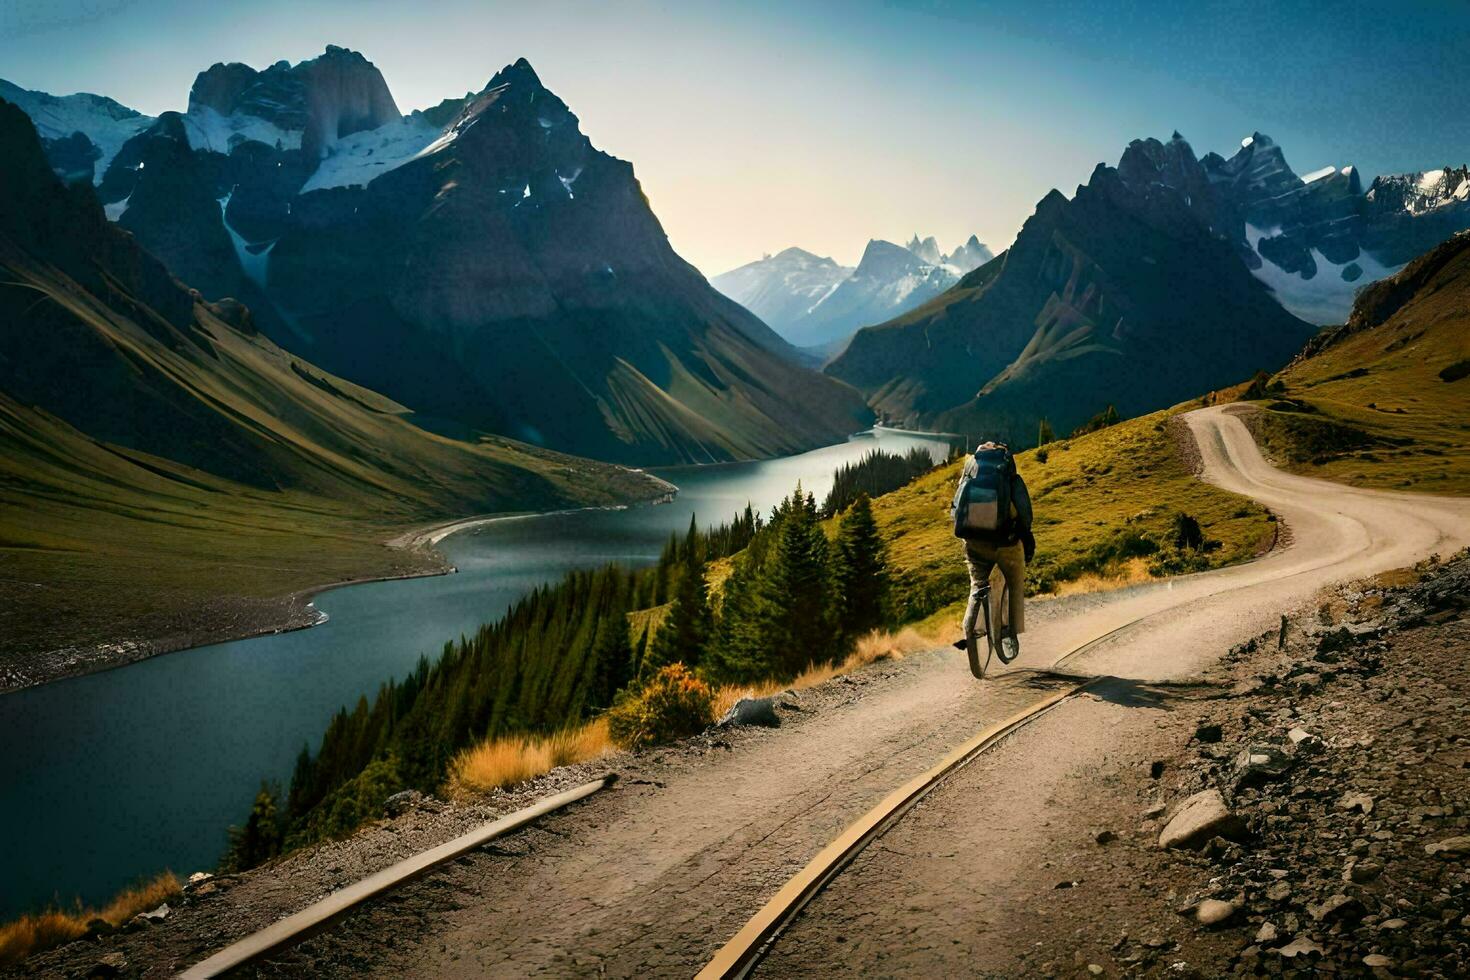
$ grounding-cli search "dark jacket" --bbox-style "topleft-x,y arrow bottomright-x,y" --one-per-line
959,454 -> 1035,556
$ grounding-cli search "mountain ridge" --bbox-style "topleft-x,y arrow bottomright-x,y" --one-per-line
2,50 -> 869,465
711,233 -> 992,352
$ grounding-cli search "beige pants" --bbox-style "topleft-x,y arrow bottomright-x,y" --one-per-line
962,541 -> 1026,644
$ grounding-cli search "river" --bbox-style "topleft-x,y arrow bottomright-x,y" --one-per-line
0,430 -> 952,919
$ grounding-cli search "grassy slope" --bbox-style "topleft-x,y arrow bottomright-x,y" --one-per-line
867,409 -> 1276,630
1249,239 -> 1470,494
0,256 -> 660,680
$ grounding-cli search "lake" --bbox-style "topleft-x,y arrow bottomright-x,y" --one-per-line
0,429 -> 953,918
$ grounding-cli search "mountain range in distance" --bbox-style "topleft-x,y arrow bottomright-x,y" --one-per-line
9,50 -> 1470,464
1,47 -> 868,466
827,130 -> 1470,444
711,234 -> 994,353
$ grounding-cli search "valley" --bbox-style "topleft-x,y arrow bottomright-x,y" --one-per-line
3,10 -> 1470,976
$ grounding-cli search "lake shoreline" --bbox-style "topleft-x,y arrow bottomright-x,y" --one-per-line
1,480 -> 682,696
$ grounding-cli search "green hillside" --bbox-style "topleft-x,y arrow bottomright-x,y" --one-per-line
869,410 -> 1277,629
1248,233 -> 1470,494
0,98 -> 661,682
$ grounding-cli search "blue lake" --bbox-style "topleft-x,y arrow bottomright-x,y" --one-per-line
0,430 -> 952,918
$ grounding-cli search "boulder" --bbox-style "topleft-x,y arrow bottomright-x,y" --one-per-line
1425,835 -> 1470,858
139,902 -> 171,923
1196,899 -> 1236,927
1308,893 -> 1364,924
1159,790 -> 1246,850
383,789 -> 425,817
718,696 -> 781,729
1234,745 -> 1293,789
1277,937 -> 1324,959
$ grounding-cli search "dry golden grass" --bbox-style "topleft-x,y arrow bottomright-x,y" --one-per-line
1039,556 -> 1155,597
446,719 -> 614,798
711,626 -> 936,717
0,872 -> 180,968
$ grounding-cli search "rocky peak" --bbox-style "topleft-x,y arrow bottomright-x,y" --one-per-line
944,235 -> 995,273
187,62 -> 260,116
185,46 -> 400,159
857,238 -> 931,278
1366,166 -> 1470,216
905,234 -> 942,264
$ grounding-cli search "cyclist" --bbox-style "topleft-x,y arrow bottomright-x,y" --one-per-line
951,441 -> 1036,674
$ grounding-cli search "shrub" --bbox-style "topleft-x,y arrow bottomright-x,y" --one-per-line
0,872 -> 179,968
1172,513 -> 1205,551
607,664 -> 716,750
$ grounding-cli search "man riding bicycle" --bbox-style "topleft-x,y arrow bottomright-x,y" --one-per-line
951,441 -> 1035,677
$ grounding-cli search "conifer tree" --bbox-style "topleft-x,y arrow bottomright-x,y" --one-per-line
761,488 -> 836,678
225,782 -> 282,871
645,550 -> 713,675
834,492 -> 890,638
704,554 -> 770,683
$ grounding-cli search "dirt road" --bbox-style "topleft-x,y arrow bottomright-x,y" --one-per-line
60,406 -> 1464,979
229,405 -> 1464,978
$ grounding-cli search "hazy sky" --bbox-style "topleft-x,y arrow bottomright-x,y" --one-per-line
3,0 -> 1468,274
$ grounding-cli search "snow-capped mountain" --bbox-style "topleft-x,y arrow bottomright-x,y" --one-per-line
1193,133 -> 1470,323
905,234 -> 943,265
709,248 -> 853,339
0,50 -> 867,465
713,233 -> 990,351
945,235 -> 996,273
0,79 -> 155,183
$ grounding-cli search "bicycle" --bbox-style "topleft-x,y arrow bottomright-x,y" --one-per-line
957,569 -> 1019,679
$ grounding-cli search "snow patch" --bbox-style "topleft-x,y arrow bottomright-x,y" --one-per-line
1301,165 -> 1336,184
182,106 -> 302,154
1418,169 -> 1445,193
0,80 -> 156,182
1246,223 -> 1403,325
218,189 -> 275,287
557,167 -> 582,198
104,195 -> 130,221
299,115 -> 440,192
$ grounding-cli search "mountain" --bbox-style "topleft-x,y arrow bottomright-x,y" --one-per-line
1199,134 -> 1470,324
945,234 -> 995,273
827,133 -> 1316,442
792,239 -> 959,349
0,78 -> 156,183
3,51 -> 867,465
0,94 -> 659,509
713,234 -> 988,352
906,234 -> 943,265
0,95 -> 675,668
708,247 -> 853,342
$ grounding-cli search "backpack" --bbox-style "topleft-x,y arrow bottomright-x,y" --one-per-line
952,446 -> 1016,542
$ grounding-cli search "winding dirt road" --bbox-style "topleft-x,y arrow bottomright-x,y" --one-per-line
251,406 -> 1470,978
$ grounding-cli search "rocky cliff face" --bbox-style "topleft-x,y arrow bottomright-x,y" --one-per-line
187,46 -> 401,159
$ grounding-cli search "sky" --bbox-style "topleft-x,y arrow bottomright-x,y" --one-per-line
3,0 -> 1469,275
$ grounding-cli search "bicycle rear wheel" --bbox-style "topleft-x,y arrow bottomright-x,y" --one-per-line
993,576 -> 1019,663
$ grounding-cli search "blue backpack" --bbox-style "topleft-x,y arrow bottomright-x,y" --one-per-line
952,445 -> 1016,543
